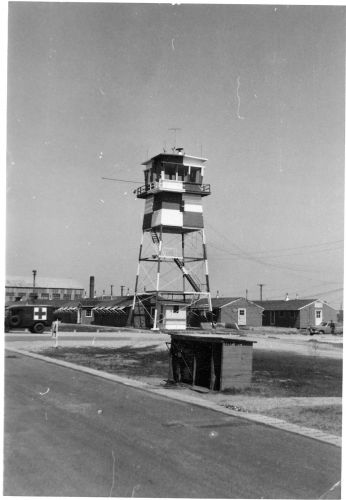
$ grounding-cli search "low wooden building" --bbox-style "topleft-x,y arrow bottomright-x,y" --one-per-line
169,333 -> 255,390
189,297 -> 264,328
211,297 -> 264,327
254,299 -> 338,329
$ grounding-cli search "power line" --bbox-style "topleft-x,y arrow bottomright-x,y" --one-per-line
102,177 -> 142,184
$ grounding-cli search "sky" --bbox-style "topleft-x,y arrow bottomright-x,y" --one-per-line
5,2 -> 345,308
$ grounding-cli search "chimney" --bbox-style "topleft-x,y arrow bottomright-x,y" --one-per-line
285,293 -> 289,301
32,269 -> 37,288
216,290 -> 220,299
89,276 -> 95,299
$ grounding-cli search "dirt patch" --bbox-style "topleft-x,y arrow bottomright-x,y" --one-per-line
39,345 -> 170,378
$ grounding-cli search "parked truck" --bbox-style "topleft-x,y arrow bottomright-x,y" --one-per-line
308,321 -> 343,335
5,304 -> 58,333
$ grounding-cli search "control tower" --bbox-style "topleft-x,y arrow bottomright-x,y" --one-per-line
129,148 -> 212,330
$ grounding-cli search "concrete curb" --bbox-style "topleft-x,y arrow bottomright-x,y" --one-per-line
6,346 -> 341,448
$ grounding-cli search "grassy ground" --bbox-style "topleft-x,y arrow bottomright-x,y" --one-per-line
39,345 -> 342,397
38,345 -> 342,435
260,405 -> 342,436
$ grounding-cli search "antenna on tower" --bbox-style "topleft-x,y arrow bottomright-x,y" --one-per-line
168,127 -> 181,152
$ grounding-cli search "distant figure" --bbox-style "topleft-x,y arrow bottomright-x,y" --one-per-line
51,318 -> 60,338
330,320 -> 335,335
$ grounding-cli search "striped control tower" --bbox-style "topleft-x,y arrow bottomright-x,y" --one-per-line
130,148 -> 212,330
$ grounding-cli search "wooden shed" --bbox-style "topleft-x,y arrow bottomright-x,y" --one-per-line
169,333 -> 255,391
255,299 -> 338,329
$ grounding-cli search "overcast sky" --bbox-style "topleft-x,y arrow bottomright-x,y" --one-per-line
6,2 -> 344,308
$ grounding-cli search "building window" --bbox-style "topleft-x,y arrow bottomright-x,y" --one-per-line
173,305 -> 179,314
41,293 -> 49,299
85,308 -> 92,317
52,293 -> 61,299
6,292 -> 14,297
63,294 -> 71,300
18,292 -> 26,297
75,294 -> 82,300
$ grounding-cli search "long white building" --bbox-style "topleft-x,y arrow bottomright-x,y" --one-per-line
5,276 -> 85,302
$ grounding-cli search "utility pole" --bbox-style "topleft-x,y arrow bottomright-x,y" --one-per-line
120,285 -> 125,297
110,284 -> 113,297
257,283 -> 265,302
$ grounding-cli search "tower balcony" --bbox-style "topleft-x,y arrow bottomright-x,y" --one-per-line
136,179 -> 211,199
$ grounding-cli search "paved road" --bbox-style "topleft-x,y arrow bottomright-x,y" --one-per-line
5,333 -> 136,342
4,351 -> 341,498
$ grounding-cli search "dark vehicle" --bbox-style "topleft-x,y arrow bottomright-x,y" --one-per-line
6,304 -> 57,333
308,321 -> 343,335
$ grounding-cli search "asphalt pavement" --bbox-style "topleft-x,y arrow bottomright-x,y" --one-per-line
4,350 -> 341,498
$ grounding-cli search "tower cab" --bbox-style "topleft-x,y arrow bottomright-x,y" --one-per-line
136,150 -> 211,232
136,150 -> 211,199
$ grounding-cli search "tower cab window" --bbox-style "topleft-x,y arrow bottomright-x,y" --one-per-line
146,168 -> 159,183
190,168 -> 202,184
177,166 -> 188,181
164,165 -> 177,180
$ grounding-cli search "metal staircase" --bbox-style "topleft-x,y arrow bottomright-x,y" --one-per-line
174,258 -> 201,292
150,230 -> 160,246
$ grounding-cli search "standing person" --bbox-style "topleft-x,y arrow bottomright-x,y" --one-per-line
51,318 -> 59,338
330,320 -> 335,335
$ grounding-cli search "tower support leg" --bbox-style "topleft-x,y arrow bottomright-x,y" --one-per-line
128,232 -> 144,326
152,226 -> 163,331
202,229 -> 214,325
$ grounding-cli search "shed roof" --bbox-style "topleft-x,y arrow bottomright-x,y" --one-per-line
6,276 -> 84,290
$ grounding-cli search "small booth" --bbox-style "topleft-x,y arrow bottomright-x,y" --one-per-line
161,301 -> 187,330
169,333 -> 255,391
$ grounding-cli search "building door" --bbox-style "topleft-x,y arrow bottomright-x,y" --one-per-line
315,310 -> 323,326
270,311 -> 275,325
238,308 -> 246,325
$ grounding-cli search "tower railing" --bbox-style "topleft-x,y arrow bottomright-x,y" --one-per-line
136,180 -> 211,198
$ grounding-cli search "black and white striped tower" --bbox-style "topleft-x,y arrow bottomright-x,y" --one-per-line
129,148 -> 212,330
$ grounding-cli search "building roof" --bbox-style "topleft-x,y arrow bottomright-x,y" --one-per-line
6,276 -> 84,290
54,296 -> 136,311
252,299 -> 334,311
192,297 -> 264,309
141,152 -> 207,166
212,297 -> 264,309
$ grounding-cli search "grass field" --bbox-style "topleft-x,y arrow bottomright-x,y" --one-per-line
260,405 -> 342,435
39,344 -> 342,398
